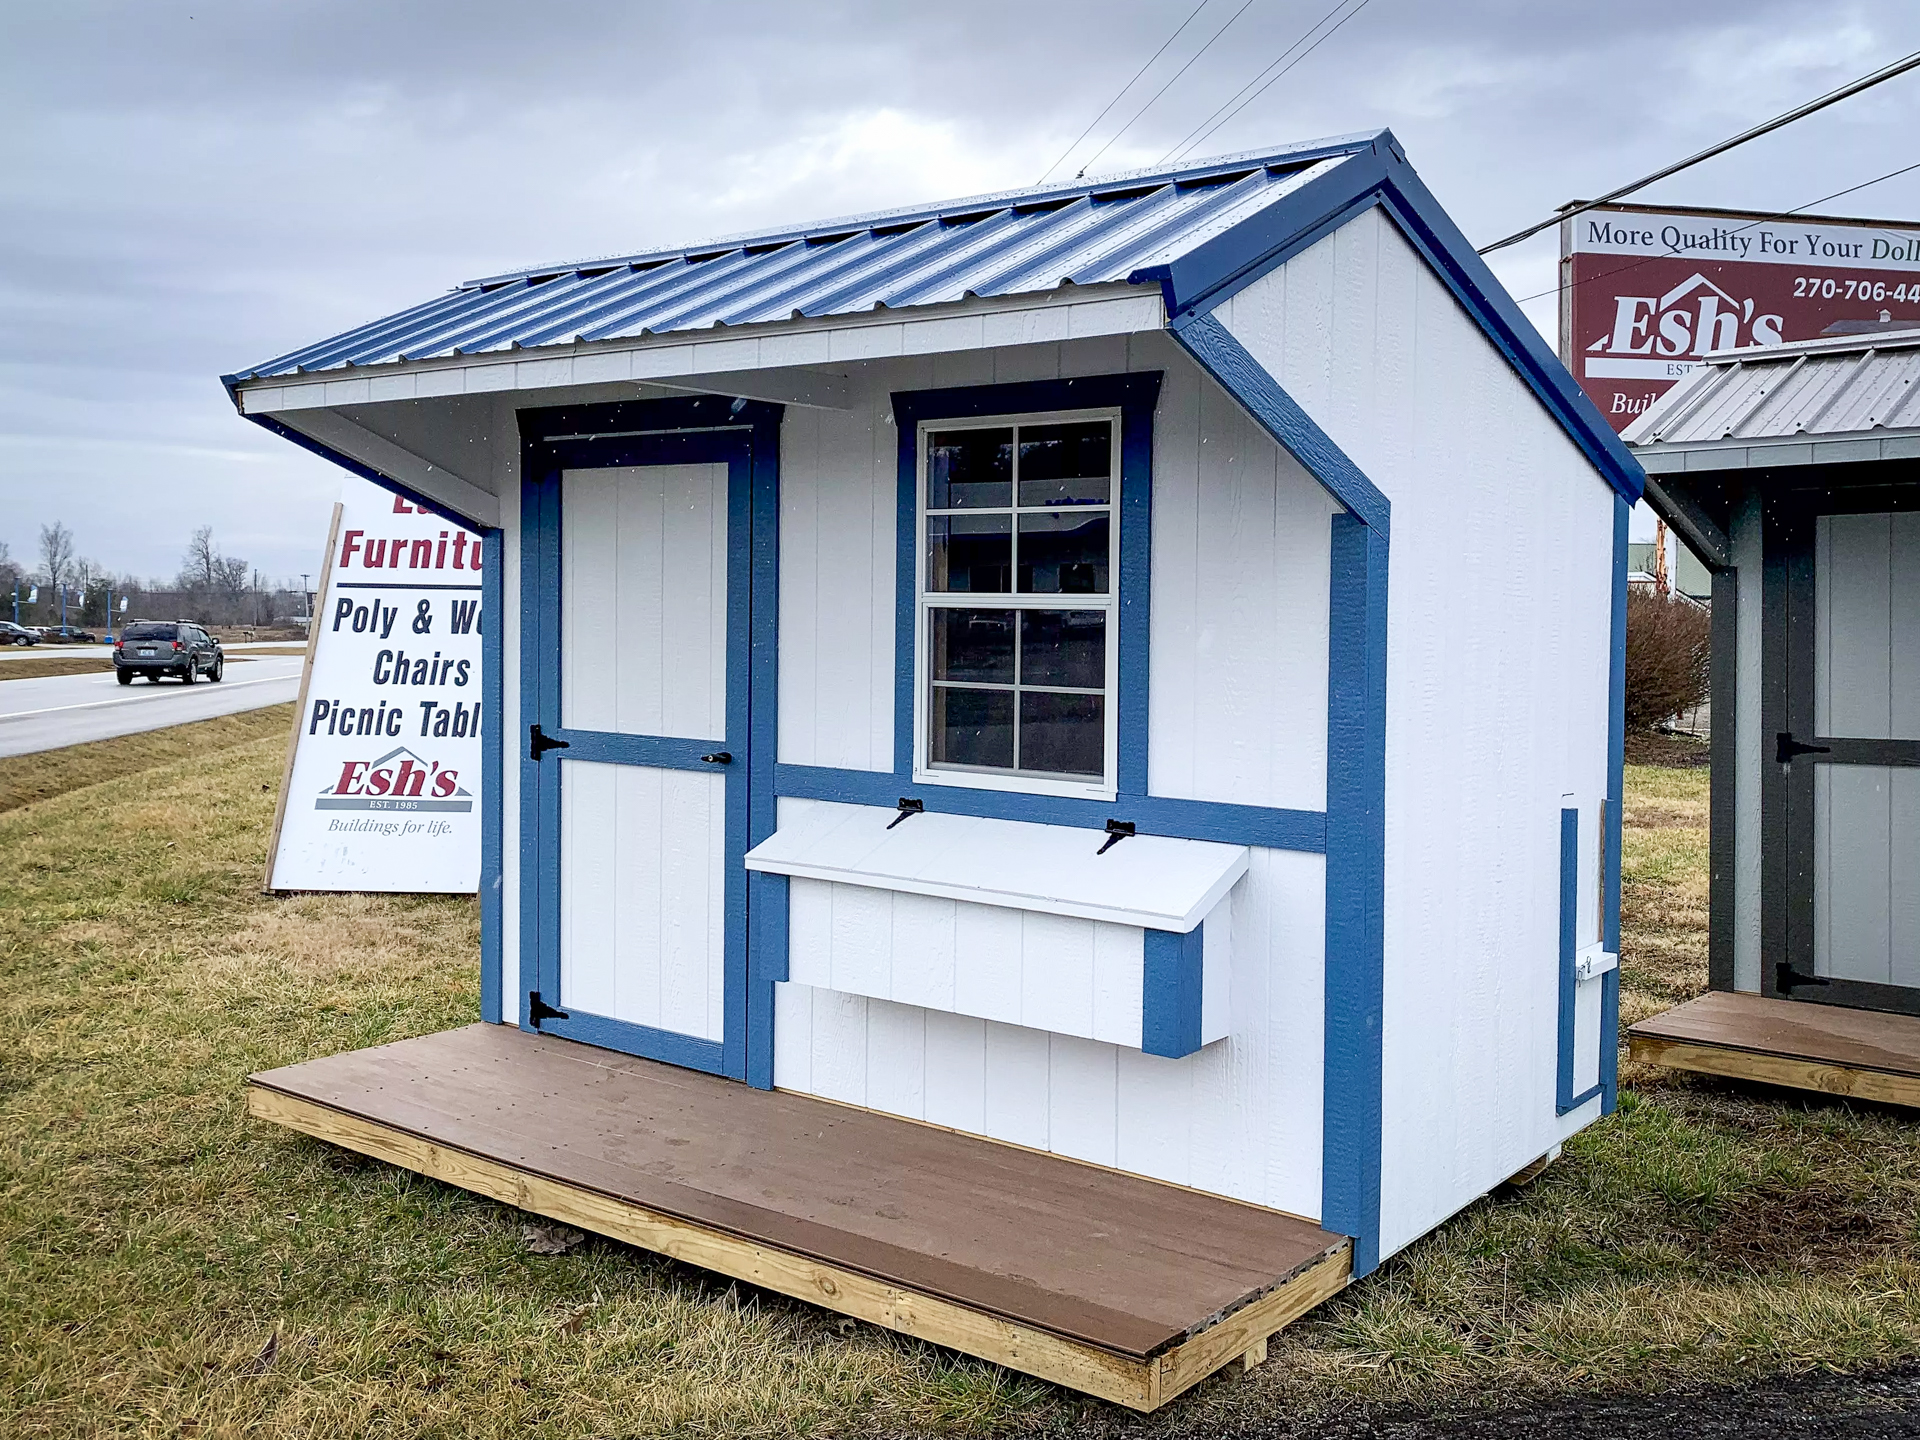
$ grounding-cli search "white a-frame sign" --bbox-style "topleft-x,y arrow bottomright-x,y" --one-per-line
266,476 -> 483,893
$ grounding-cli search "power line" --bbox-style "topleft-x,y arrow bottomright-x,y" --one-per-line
1035,0 -> 1214,186
1480,47 -> 1920,255
1162,0 -> 1372,165
1511,157 -> 1920,308
1070,0 -> 1263,180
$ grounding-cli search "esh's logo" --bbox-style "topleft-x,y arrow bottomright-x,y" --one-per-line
316,745 -> 473,813
1585,273 -> 1785,382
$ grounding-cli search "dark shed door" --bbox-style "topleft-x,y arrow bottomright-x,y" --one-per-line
1773,493 -> 1920,1011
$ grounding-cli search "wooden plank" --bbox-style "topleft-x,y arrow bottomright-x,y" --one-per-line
1630,1033 -> 1920,1108
246,1086 -> 1158,1408
1630,991 -> 1920,1078
247,1024 -> 1344,1361
248,1081 -> 1351,1411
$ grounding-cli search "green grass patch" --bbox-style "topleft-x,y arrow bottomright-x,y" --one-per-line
3,733 -> 1918,1435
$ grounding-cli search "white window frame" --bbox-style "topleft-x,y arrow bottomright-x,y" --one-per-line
912,407 -> 1122,802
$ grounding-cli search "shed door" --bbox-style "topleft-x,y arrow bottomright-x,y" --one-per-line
1778,503 -> 1920,1012
524,425 -> 766,1078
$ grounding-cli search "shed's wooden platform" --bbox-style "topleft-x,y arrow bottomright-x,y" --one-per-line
1629,991 -> 1920,1108
247,1025 -> 1350,1409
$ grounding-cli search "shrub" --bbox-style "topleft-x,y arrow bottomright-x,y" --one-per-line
1625,587 -> 1712,731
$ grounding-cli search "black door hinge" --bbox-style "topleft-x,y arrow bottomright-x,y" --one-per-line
1776,962 -> 1831,993
528,991 -> 570,1023
1775,732 -> 1831,765
1096,819 -> 1136,855
529,724 -> 570,760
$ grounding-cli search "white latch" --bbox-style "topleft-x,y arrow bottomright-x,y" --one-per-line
1574,943 -> 1618,982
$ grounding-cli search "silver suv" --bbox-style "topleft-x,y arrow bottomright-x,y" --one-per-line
115,621 -> 225,684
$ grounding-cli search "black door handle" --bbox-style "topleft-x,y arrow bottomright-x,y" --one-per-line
529,724 -> 570,760
699,751 -> 732,765
1775,732 -> 1831,765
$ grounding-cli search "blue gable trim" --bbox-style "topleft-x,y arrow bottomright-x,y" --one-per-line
1133,133 -> 1645,509
1142,925 -> 1205,1059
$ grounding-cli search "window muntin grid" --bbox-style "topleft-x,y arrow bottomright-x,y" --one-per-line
916,412 -> 1120,793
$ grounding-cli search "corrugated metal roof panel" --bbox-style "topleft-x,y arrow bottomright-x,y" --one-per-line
227,137 -> 1376,383
1624,329 -> 1920,446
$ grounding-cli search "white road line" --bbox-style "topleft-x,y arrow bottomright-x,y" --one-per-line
0,673 -> 296,722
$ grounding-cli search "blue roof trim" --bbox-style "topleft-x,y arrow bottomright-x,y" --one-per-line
1136,135 -> 1645,507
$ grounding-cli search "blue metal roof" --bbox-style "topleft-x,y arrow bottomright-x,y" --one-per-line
225,133 -> 1380,383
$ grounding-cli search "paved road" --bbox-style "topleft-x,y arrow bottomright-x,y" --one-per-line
0,655 -> 304,758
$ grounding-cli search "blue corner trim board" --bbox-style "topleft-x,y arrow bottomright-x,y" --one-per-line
514,394 -> 785,1083
479,527 -> 503,1025
1142,925 -> 1205,1059
1168,314 -> 1389,536
1132,132 -> 1645,510
1322,513 -> 1387,1278
1603,495 -> 1628,1113
1555,807 -> 1602,1116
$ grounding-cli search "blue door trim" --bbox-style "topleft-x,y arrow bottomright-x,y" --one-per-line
1555,806 -> 1603,1116
516,395 -> 783,1083
479,527 -> 504,1024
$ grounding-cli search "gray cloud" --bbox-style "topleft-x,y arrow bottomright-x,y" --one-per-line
4,0 -> 1917,577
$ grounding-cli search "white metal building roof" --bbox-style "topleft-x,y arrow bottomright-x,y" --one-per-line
1623,329 -> 1920,472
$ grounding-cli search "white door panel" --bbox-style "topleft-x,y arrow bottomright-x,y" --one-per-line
562,463 -> 728,740
559,757 -> 727,1042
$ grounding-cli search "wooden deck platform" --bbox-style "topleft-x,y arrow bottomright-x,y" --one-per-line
247,1025 -> 1351,1410
1629,991 -> 1920,1108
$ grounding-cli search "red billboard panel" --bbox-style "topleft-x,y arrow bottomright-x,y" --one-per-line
1560,204 -> 1920,431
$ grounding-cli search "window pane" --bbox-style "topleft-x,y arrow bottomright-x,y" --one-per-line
1017,512 -> 1109,593
932,686 -> 1014,769
928,428 -> 1012,508
927,514 -> 1010,593
1021,610 -> 1105,689
1019,692 -> 1104,776
1018,421 -> 1111,507
931,608 -> 1015,683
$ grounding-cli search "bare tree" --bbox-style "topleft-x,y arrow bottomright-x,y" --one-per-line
179,526 -> 218,591
39,522 -> 74,593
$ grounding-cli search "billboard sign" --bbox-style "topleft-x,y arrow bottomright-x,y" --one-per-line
267,477 -> 483,893
1561,204 -> 1920,430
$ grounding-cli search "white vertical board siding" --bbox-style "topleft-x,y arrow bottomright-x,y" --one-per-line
1217,207 -> 1617,1259
562,463 -> 728,740
771,840 -> 1326,1217
1812,512 -> 1920,986
560,758 -> 727,1040
1146,336 -> 1337,812
784,876 -> 1150,1046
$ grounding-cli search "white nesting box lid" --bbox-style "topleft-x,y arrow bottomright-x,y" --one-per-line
744,803 -> 1248,932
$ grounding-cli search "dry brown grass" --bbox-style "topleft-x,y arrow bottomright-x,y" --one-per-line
0,704 -> 291,814
5,730 -> 1920,1437
0,655 -> 115,681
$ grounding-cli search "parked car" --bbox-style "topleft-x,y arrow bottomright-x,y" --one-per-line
40,625 -> 98,644
0,621 -> 37,647
114,621 -> 224,684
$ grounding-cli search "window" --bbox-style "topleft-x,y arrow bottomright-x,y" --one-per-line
915,411 -> 1119,797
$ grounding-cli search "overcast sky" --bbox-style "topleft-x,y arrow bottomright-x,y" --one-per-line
5,0 -> 1920,584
